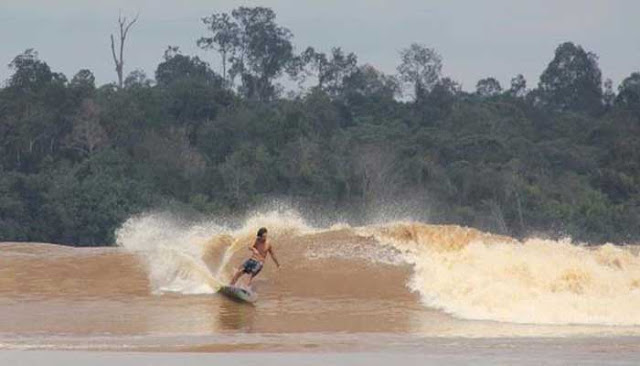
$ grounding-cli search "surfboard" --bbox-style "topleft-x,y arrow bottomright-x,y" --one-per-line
219,285 -> 258,303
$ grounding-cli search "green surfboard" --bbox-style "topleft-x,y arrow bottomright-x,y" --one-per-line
219,285 -> 258,303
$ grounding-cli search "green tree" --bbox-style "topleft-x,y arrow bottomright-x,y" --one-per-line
397,43 -> 442,100
508,74 -> 527,98
538,42 -> 603,115
69,69 -> 97,101
476,77 -> 502,97
7,49 -> 60,92
300,47 -> 358,96
197,13 -> 239,85
616,72 -> 640,113
230,7 -> 295,101
155,47 -> 230,126
124,69 -> 152,89
344,65 -> 400,99
3,50 -> 69,172
156,47 -> 222,87
418,77 -> 461,123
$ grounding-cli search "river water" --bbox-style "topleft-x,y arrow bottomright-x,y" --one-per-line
2,211 -> 640,363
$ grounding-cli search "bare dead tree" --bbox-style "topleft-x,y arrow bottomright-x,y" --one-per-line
110,12 -> 139,89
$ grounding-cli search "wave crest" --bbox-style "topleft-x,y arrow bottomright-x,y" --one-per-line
116,211 -> 640,326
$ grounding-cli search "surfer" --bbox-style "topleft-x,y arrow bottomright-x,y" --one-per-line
230,227 -> 280,288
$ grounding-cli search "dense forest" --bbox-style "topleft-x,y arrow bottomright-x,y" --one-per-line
1,7 -> 639,246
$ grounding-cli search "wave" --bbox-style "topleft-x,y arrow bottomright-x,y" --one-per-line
114,209 -> 640,326
361,223 -> 640,326
115,210 -> 314,295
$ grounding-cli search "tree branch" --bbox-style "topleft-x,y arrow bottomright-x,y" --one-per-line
110,12 -> 139,89
123,13 -> 139,37
110,34 -> 118,69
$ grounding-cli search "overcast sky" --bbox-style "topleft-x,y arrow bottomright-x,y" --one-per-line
1,0 -> 639,91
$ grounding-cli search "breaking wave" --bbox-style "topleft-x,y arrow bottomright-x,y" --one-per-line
114,209 -> 640,326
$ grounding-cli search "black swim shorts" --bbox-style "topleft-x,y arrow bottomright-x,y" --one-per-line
242,258 -> 263,276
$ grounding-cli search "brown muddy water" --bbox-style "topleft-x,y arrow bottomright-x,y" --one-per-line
2,211 -> 640,364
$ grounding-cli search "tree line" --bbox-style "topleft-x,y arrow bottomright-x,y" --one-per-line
1,6 -> 639,246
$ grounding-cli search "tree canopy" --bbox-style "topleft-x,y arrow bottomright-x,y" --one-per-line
1,8 -> 638,246
537,42 -> 603,115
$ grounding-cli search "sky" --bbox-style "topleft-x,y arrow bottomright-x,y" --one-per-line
1,0 -> 639,91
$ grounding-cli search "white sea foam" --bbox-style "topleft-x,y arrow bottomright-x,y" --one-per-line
365,223 -> 640,326
117,210 -> 640,326
115,209 -> 314,295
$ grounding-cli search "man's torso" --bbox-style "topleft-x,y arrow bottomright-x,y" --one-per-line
251,239 -> 269,262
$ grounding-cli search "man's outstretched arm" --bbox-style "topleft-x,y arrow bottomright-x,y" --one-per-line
269,247 -> 280,268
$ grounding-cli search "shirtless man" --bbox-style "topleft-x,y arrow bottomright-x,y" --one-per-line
230,227 -> 280,287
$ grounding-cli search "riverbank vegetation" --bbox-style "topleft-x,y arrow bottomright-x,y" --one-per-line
1,7 -> 639,245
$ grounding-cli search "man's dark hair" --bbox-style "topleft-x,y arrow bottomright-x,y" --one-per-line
257,227 -> 268,238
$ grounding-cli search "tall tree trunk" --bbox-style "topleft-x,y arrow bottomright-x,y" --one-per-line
110,13 -> 139,89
